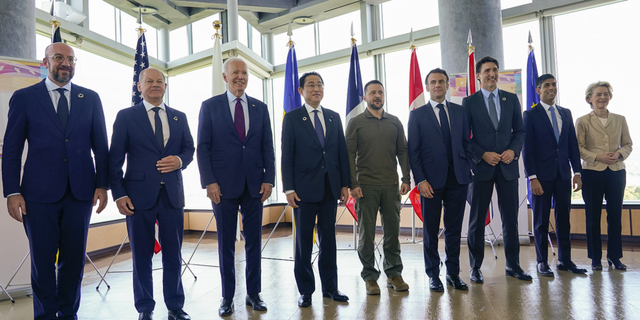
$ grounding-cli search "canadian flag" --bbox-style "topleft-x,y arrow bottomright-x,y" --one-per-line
408,47 -> 425,221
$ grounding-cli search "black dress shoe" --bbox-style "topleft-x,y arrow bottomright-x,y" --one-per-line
505,266 -> 533,281
322,290 -> 349,302
246,293 -> 267,311
138,311 -> 153,320
168,308 -> 190,320
470,268 -> 484,284
218,298 -> 234,317
446,274 -> 468,290
537,262 -> 554,277
557,261 -> 587,274
298,294 -> 312,307
592,259 -> 603,271
429,277 -> 444,292
608,258 -> 627,270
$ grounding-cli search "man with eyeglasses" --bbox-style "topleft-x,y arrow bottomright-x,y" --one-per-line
2,42 -> 109,319
281,71 -> 351,307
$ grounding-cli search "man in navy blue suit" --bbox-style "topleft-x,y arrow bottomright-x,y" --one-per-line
463,56 -> 531,283
109,67 -> 194,320
408,68 -> 475,292
197,57 -> 275,316
281,72 -> 350,307
522,74 -> 587,276
2,42 -> 109,320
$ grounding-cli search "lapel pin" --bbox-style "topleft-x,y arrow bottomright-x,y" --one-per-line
502,97 -> 506,101
174,116 -> 178,121
252,104 -> 255,107
329,116 -> 333,122
78,93 -> 84,98
303,117 -> 307,121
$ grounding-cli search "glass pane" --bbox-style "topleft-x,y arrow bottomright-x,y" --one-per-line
251,26 -> 262,57
318,10 -> 361,54
554,0 -> 640,200
35,33 -> 50,60
119,12 -> 157,58
273,24 -> 316,66
192,14 -> 220,54
170,26 -> 189,61
238,16 -> 248,47
382,0 -> 438,39
88,0 -> 116,41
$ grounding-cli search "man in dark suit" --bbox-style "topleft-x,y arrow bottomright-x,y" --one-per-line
109,67 -> 194,320
197,57 -> 275,316
2,42 -> 109,320
463,56 -> 531,282
522,74 -> 587,276
408,68 -> 475,292
281,72 -> 350,307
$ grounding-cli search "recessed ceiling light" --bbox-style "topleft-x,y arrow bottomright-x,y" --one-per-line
132,6 -> 158,15
293,16 -> 314,25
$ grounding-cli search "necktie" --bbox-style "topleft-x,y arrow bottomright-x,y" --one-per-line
234,98 -> 246,142
312,110 -> 325,147
437,104 -> 453,164
488,92 -> 499,129
151,107 -> 164,151
549,106 -> 560,142
55,88 -> 69,131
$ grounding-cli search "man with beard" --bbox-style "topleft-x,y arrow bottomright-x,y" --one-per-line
345,80 -> 411,295
2,42 -> 109,319
407,68 -> 474,292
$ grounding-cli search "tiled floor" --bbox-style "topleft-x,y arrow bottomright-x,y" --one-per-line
1,226 -> 639,319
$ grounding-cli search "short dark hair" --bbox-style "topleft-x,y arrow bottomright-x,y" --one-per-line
425,68 -> 449,84
475,56 -> 499,75
364,80 -> 384,93
299,72 -> 324,88
536,74 -> 556,88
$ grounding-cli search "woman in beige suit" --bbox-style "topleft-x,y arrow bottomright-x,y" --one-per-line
576,81 -> 632,271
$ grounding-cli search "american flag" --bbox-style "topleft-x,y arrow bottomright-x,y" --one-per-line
132,31 -> 148,106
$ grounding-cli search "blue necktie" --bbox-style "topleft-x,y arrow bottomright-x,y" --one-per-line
437,104 -> 453,164
549,106 -> 560,142
152,107 -> 164,151
312,110 -> 325,147
55,88 -> 69,131
488,92 -> 499,129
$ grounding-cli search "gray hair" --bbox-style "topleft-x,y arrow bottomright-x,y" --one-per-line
223,57 -> 247,74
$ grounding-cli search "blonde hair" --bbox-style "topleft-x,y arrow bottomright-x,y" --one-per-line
585,81 -> 613,107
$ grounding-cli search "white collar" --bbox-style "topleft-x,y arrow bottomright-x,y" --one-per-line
45,77 -> 72,92
305,103 -> 323,114
142,99 -> 165,112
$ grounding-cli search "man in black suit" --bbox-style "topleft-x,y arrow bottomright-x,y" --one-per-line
281,72 -> 351,307
522,74 -> 587,276
463,56 -> 531,282
408,68 -> 475,292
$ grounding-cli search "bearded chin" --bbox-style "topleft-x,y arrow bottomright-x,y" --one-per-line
369,102 -> 384,110
53,70 -> 73,84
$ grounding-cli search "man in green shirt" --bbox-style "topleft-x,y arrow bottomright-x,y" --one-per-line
345,80 -> 411,295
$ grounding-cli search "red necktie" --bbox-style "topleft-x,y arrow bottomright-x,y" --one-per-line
234,98 -> 246,142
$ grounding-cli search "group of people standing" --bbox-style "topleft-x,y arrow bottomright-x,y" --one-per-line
2,42 -> 632,320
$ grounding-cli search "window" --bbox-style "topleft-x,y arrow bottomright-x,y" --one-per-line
318,10 -> 362,54
192,14 -> 221,54
381,0 -> 438,39
238,16 -> 249,47
502,20 -> 540,110
170,26 -> 189,61
120,12 -> 158,58
554,0 -> 640,200
250,25 -> 262,57
273,24 -> 316,66
88,0 -> 116,40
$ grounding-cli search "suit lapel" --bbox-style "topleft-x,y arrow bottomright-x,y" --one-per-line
498,90 -> 509,130
535,104 -> 556,143
474,91 -> 495,130
424,102 -> 443,139
245,96 -> 259,141
35,80 -> 65,133
164,106 -> 178,152
132,103 -> 162,153
299,106 -> 323,148
66,84 -> 83,135
447,102 -> 460,135
556,105 -> 569,141
322,108 -> 333,147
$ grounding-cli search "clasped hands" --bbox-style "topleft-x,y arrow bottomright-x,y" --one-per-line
206,182 -> 272,204
482,149 -> 515,166
595,152 -> 621,165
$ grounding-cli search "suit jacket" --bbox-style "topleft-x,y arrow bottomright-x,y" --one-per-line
109,102 -> 195,210
575,111 -> 633,172
408,101 -> 474,189
2,79 -> 109,202
281,106 -> 350,202
197,92 -> 275,199
463,89 -> 525,181
522,104 -> 581,181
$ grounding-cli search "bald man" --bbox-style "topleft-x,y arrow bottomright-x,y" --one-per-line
2,42 -> 109,320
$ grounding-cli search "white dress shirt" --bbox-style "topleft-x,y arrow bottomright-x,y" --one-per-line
45,77 -> 72,113
226,90 -> 250,135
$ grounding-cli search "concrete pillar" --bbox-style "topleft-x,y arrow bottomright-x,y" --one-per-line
263,32 -> 274,65
0,0 -> 36,59
438,0 -> 504,74
158,27 -> 170,62
227,0 -> 239,42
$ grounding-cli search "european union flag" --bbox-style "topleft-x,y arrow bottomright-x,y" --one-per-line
526,48 -> 540,111
283,45 -> 301,115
